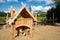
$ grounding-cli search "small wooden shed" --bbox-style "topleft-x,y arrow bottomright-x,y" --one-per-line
7,3 -> 37,39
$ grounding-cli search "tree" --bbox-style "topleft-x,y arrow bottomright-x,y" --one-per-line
54,0 -> 60,5
46,8 -> 57,24
54,0 -> 60,23
46,0 -> 60,23
0,11 -> 10,17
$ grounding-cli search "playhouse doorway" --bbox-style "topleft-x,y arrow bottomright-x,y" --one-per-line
16,26 -> 31,36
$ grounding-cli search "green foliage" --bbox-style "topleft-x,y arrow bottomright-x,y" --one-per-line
0,11 -> 10,23
46,3 -> 60,23
0,17 -> 6,23
37,12 -> 47,21
0,11 -> 10,17
0,11 -> 6,17
54,0 -> 60,5
17,14 -> 23,18
37,17 -> 46,21
46,8 -> 55,19
37,12 -> 46,17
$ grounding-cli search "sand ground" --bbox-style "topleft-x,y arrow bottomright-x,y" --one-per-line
0,25 -> 60,40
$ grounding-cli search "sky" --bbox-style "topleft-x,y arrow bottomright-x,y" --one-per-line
0,0 -> 55,13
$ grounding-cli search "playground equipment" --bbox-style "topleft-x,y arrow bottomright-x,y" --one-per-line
6,2 -> 37,40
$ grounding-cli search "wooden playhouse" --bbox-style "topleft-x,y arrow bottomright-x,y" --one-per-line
7,3 -> 37,38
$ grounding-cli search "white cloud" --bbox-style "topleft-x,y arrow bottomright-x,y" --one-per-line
31,6 -> 43,11
45,0 -> 54,5
43,6 -> 51,12
28,0 -> 54,12
0,0 -> 4,2
31,6 -> 51,12
28,0 -> 42,2
4,11 -> 10,13
28,0 -> 54,5
7,0 -> 18,2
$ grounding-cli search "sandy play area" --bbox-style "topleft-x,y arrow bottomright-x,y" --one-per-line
0,25 -> 60,40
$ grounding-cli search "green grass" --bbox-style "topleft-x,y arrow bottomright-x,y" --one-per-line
0,17 -> 10,23
37,17 -> 46,21
0,17 -> 6,23
0,17 -> 6,24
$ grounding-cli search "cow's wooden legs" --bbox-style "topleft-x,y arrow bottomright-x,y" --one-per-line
30,28 -> 32,36
16,28 -> 20,36
23,28 -> 32,36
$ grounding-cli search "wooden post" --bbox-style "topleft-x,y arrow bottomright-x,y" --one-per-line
10,6 -> 16,40
10,6 -> 14,19
53,13 -> 54,24
50,17 -> 51,24
21,2 -> 26,7
34,13 -> 37,26
6,13 -> 8,22
30,19 -> 33,36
